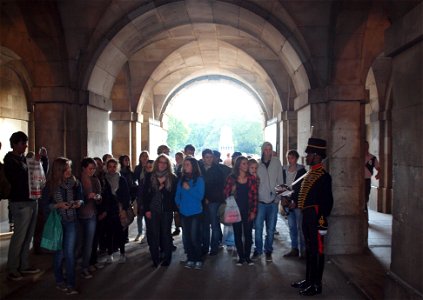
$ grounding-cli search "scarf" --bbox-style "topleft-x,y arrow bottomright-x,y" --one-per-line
55,177 -> 77,221
105,172 -> 120,196
151,170 -> 171,191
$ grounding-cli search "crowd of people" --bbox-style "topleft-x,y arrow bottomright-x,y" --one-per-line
1,131 -> 335,297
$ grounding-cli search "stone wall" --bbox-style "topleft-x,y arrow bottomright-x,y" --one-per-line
385,2 -> 423,298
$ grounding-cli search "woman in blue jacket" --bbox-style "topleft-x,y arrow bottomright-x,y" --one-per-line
175,157 -> 205,270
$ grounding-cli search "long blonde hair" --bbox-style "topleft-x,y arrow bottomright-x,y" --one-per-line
47,157 -> 73,196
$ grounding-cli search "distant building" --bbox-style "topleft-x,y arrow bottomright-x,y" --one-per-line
219,125 -> 234,156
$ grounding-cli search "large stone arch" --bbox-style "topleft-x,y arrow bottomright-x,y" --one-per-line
137,39 -> 282,122
365,54 -> 393,214
159,75 -> 267,124
86,1 -> 312,110
85,0 -> 314,162
0,47 -> 32,150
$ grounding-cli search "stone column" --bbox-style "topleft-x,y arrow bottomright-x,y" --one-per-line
33,102 -> 67,161
280,110 -> 298,160
86,105 -> 110,158
385,3 -> 423,298
296,87 -> 368,255
109,111 -> 141,163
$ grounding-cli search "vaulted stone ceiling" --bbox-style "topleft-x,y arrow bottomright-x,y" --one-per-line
86,0 -> 313,123
2,0 -> 417,124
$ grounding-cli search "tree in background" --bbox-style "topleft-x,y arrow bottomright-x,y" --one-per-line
167,116 -> 190,153
167,115 -> 263,156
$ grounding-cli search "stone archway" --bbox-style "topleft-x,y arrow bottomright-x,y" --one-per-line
365,54 -> 393,213
86,1 -> 312,162
0,47 -> 32,233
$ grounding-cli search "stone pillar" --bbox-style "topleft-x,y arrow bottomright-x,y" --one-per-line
384,3 -> 423,298
378,110 -> 393,213
280,110 -> 298,160
109,112 -> 141,163
86,105 -> 110,158
33,102 -> 66,161
296,87 -> 368,255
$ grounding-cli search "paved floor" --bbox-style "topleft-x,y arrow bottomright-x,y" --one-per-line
0,209 -> 392,299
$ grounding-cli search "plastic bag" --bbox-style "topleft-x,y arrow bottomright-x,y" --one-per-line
223,195 -> 241,224
41,209 -> 63,251
27,158 -> 46,199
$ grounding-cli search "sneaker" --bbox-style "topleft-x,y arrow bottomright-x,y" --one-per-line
184,261 -> 195,269
283,248 -> 299,258
236,259 -> 244,266
265,252 -> 273,262
7,271 -> 23,281
95,262 -> 105,269
246,258 -> 254,266
20,267 -> 41,274
81,269 -> 93,279
56,283 -> 68,292
105,255 -> 113,264
66,288 -> 79,295
118,254 -> 127,264
194,261 -> 203,270
251,252 -> 262,261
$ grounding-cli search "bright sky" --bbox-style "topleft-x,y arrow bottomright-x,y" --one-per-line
166,80 -> 264,123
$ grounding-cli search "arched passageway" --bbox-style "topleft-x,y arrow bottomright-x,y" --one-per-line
0,1 -> 422,297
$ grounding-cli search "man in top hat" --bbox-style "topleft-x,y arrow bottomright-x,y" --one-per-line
291,138 -> 333,296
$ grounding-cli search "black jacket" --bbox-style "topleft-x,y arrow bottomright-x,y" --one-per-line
200,163 -> 225,203
101,176 -> 131,218
3,152 -> 31,202
141,172 -> 177,213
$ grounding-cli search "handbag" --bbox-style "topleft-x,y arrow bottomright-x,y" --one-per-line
222,195 -> 242,224
40,209 -> 63,251
120,204 -> 135,229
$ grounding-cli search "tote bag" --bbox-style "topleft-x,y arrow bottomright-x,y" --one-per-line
41,209 -> 63,251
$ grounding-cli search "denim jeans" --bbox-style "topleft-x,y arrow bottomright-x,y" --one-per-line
287,208 -> 305,251
201,202 -> 223,254
254,202 -> 278,254
136,214 -> 144,235
208,202 -> 222,253
181,213 -> 202,262
79,216 -> 96,270
54,220 -> 77,288
7,201 -> 38,273
223,225 -> 235,246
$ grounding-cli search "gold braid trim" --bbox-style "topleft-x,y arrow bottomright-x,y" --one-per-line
297,166 -> 325,209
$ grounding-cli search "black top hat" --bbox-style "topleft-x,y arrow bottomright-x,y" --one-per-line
305,138 -> 327,159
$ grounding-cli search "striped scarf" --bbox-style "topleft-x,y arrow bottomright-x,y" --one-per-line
55,177 -> 77,221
